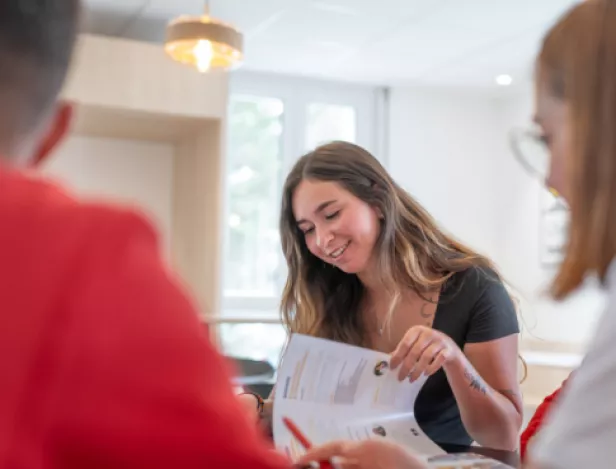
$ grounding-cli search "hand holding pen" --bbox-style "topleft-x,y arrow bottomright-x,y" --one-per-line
284,417 -> 428,469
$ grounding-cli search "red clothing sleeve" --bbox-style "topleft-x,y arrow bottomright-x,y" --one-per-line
41,209 -> 291,469
520,378 -> 570,460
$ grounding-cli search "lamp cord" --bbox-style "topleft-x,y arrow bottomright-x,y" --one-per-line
204,0 -> 211,15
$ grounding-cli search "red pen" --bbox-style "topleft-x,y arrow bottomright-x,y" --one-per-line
282,416 -> 335,469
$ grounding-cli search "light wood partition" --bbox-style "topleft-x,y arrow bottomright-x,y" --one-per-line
63,35 -> 228,119
61,34 -> 229,317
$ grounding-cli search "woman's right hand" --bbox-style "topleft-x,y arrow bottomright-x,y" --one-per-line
295,440 -> 428,469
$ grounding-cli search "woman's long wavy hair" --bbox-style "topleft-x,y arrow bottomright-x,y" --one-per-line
279,141 -> 499,346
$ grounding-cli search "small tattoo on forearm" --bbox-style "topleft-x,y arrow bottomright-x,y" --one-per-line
464,368 -> 487,394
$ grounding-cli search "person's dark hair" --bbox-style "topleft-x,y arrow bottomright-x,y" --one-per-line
0,1 -> 81,135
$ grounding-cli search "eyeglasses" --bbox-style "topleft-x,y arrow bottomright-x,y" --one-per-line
509,127 -> 552,186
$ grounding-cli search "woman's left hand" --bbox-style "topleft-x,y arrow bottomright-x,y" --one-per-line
390,325 -> 461,382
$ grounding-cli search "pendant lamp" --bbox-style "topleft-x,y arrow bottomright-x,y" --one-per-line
164,0 -> 244,73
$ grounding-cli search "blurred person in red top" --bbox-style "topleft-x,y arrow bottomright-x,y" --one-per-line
0,2 -> 298,468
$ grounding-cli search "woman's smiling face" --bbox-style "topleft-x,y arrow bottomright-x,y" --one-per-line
292,179 -> 382,274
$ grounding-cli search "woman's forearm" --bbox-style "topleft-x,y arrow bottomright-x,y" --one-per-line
442,352 -> 522,450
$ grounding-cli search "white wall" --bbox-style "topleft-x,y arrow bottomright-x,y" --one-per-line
389,87 -> 505,258
43,135 -> 175,253
388,86 -> 605,348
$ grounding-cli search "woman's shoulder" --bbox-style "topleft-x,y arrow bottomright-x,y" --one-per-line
442,264 -> 504,301
439,264 -> 518,342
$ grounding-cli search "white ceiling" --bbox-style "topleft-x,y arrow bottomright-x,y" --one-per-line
81,0 -> 580,88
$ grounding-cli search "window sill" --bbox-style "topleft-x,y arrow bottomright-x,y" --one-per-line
203,314 -> 282,324
520,350 -> 583,368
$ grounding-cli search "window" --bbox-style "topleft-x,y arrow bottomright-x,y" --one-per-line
218,322 -> 287,367
216,72 -> 383,365
223,96 -> 284,298
305,103 -> 357,150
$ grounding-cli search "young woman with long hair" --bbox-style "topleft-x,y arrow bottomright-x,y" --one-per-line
271,141 -> 522,450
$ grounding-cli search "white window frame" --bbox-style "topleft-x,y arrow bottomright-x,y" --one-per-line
219,71 -> 385,323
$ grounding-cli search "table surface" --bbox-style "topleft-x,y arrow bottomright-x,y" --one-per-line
440,444 -> 520,468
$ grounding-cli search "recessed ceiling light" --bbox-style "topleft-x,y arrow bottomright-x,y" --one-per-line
495,74 -> 513,86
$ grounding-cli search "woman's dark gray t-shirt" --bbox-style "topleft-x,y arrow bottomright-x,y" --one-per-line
414,266 -> 519,446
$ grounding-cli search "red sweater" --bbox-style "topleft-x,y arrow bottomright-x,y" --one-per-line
0,167 -> 291,469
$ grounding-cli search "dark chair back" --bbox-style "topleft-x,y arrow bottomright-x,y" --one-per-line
227,357 -> 276,398
228,356 -> 276,386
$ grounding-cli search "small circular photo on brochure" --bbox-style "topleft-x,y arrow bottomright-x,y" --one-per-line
373,360 -> 389,376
